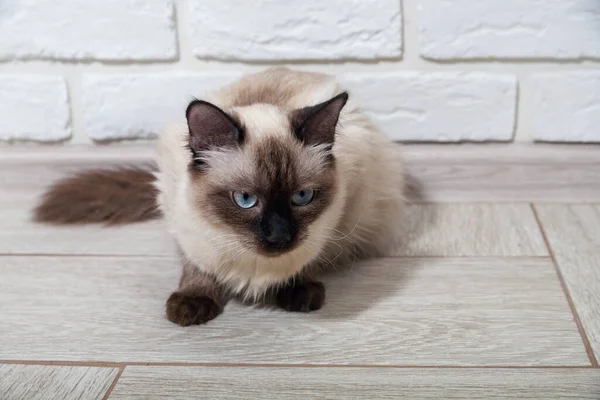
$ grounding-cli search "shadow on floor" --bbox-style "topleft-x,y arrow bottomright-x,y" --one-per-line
313,172 -> 438,321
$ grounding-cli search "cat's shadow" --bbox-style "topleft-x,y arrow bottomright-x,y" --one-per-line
313,173 -> 436,321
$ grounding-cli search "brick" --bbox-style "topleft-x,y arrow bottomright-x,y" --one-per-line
188,0 -> 402,60
82,73 -> 240,141
419,0 -> 600,60
0,76 -> 70,142
342,72 -> 517,141
0,0 -> 176,61
532,72 -> 600,142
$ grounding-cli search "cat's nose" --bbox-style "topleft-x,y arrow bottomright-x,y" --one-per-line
266,227 -> 292,246
262,212 -> 294,248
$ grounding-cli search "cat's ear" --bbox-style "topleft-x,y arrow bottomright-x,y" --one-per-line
186,100 -> 242,153
292,92 -> 349,146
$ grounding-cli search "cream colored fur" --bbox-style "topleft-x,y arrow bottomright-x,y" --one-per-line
154,68 -> 405,299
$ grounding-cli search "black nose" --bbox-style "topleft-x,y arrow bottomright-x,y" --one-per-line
261,213 -> 293,248
266,228 -> 291,246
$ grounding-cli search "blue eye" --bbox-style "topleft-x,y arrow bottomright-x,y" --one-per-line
291,189 -> 314,206
232,191 -> 258,209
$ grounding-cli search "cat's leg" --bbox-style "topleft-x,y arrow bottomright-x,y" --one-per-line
166,259 -> 230,326
275,279 -> 326,312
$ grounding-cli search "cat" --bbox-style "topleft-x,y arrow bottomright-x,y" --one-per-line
35,67 -> 405,326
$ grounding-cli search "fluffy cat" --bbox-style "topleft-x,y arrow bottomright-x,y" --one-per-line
35,67 -> 405,326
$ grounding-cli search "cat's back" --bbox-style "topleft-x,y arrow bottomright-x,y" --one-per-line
210,67 -> 340,110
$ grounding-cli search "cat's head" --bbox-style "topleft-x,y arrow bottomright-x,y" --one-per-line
185,93 -> 348,258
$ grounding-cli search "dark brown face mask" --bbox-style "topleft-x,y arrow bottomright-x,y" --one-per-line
185,92 -> 348,255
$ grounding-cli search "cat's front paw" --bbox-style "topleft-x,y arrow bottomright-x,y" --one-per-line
166,292 -> 222,326
276,281 -> 325,312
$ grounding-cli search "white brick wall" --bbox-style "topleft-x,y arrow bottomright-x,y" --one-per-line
0,0 -> 177,61
343,72 -> 516,142
532,72 -> 600,142
419,0 -> 600,60
0,76 -> 70,141
0,0 -> 599,143
188,0 -> 402,60
83,73 -> 240,141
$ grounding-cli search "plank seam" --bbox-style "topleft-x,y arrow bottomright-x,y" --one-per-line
0,360 -> 595,369
102,364 -> 125,400
531,204 -> 599,367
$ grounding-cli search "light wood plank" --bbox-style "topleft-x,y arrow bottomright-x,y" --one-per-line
3,143 -> 600,202
0,143 -> 153,164
0,364 -> 118,400
0,202 -> 545,257
535,204 -> 600,362
0,160 -> 175,256
0,217 -> 174,256
403,144 -> 600,202
0,256 -> 587,365
0,161 -> 545,257
395,204 -> 547,256
111,366 -> 600,399
0,207 -> 174,256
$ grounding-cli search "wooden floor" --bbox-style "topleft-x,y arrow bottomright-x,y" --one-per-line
1,144 -> 599,399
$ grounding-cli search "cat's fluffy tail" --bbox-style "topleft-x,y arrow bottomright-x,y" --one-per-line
34,166 -> 161,225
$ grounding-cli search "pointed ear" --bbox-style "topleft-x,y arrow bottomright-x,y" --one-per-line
292,92 -> 348,146
186,100 -> 242,154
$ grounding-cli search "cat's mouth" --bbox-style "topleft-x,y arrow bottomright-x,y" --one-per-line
254,232 -> 306,258
258,239 -> 296,255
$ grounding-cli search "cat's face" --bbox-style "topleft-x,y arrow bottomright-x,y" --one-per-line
195,135 -> 337,256
186,93 -> 347,258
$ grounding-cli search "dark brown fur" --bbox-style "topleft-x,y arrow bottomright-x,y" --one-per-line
195,137 -> 337,257
167,255 -> 326,326
166,293 -> 222,326
253,137 -> 337,228
276,280 -> 326,312
167,277 -> 327,326
166,257 -> 230,326
34,167 -> 160,225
